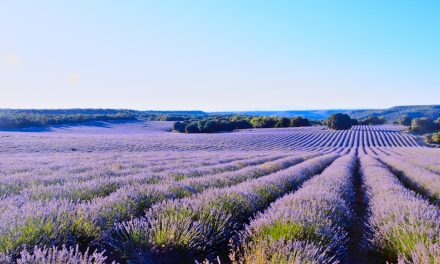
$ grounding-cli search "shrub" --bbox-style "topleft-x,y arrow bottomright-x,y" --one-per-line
359,116 -> 386,125
250,117 -> 277,128
275,118 -> 291,128
399,115 -> 412,126
234,119 -> 253,129
173,121 -> 187,133
290,117 -> 311,127
434,132 -> 440,144
185,122 -> 200,133
219,120 -> 235,131
203,120 -> 219,133
325,113 -> 354,130
426,132 -> 440,145
410,118 -> 437,134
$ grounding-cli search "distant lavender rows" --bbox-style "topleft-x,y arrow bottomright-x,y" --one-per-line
0,125 -> 419,154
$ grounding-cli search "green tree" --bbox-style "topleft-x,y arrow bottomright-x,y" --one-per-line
250,117 -> 277,128
399,115 -> 412,126
432,132 -> 440,144
326,113 -> 354,130
173,121 -> 187,133
203,120 -> 218,133
359,116 -> 386,125
185,122 -> 200,133
234,119 -> 252,129
410,118 -> 437,134
275,117 -> 291,128
290,116 -> 311,127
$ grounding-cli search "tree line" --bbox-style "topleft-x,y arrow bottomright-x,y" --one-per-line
173,113 -> 391,133
0,110 -> 203,129
0,112 -> 138,129
173,116 -> 315,133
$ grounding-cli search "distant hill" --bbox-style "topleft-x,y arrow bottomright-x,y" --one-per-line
214,105 -> 440,122
211,110 -> 354,120
346,105 -> 440,122
0,109 -> 208,129
0,109 -> 207,116
1,106 -> 438,129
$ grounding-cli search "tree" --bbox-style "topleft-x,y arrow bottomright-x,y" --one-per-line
275,117 -> 291,128
250,117 -> 277,128
219,120 -> 234,131
432,132 -> 440,144
410,118 -> 437,134
234,119 -> 253,129
173,121 -> 187,133
399,115 -> 412,126
290,116 -> 311,127
359,116 -> 385,125
203,120 -> 218,133
185,122 -> 200,133
326,113 -> 354,130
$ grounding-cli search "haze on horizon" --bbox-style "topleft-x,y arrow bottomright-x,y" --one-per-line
1,1 -> 439,111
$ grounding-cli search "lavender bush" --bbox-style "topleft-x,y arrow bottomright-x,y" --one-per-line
361,155 -> 440,263
379,155 -> 440,203
107,154 -> 338,263
0,245 -> 108,264
230,154 -> 356,264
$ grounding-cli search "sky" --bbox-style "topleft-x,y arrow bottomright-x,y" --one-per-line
1,1 -> 439,111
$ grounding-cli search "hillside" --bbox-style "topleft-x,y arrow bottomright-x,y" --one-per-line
346,105 -> 440,122
211,110 -> 350,120
217,105 -> 440,122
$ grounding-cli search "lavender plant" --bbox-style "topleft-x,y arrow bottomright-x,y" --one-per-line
107,153 -> 338,263
361,155 -> 440,263
230,154 -> 356,264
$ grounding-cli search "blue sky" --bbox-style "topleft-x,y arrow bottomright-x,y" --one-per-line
1,1 -> 439,111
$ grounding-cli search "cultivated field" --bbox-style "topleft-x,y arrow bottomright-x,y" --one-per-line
0,122 -> 439,264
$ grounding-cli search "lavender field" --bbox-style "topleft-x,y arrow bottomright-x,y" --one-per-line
1,122 -> 439,264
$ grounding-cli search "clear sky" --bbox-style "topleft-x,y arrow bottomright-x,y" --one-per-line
1,1 -> 439,111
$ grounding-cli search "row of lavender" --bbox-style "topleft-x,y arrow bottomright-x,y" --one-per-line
228,152 -> 440,264
0,151 -> 320,261
105,153 -> 338,263
0,152 -> 286,201
238,127 -> 418,152
230,153 -> 356,263
2,148 -> 440,263
360,155 -> 440,263
0,125 -> 419,154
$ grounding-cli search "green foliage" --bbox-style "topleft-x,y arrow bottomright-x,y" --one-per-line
426,132 -> 440,145
173,115 -> 314,133
234,119 -> 253,129
173,121 -> 187,133
185,122 -> 200,133
359,116 -> 386,125
290,116 -> 311,127
433,132 -> 440,144
399,115 -> 413,126
325,113 -> 356,130
410,118 -> 437,134
257,221 -> 317,242
0,109 -> 209,129
347,105 -> 440,123
0,112 -> 137,129
275,117 -> 291,128
250,117 -> 278,128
